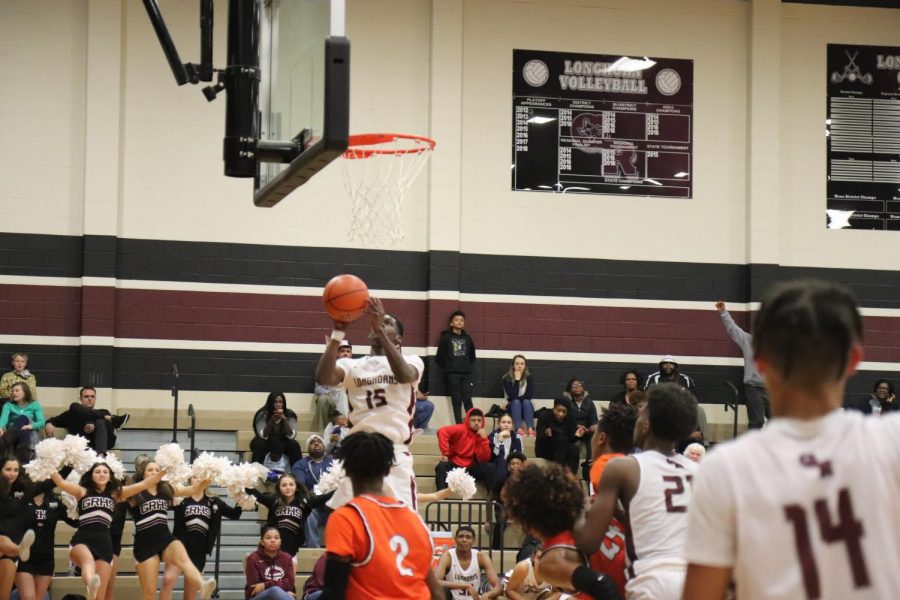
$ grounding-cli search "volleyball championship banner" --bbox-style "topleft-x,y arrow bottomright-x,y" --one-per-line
512,49 -> 694,198
825,44 -> 900,230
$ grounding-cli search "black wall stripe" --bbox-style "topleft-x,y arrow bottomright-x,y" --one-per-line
8,232 -> 899,305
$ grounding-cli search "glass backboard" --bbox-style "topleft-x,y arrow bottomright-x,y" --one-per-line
254,0 -> 349,207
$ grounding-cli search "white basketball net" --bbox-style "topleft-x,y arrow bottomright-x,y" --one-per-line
341,134 -> 434,247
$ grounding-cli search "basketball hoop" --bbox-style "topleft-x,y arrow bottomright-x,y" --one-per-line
341,133 -> 436,246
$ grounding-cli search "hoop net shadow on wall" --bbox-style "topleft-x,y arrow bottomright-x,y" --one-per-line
340,133 -> 436,247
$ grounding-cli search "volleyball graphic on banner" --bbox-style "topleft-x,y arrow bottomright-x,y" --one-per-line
655,69 -> 682,96
522,60 -> 550,87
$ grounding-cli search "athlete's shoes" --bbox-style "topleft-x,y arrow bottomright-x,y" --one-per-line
200,577 -> 217,599
18,529 -> 35,563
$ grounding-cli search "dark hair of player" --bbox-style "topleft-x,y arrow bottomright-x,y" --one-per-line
619,369 -> 642,386
645,383 -> 697,442
501,462 -> 584,540
506,450 -> 526,465
337,431 -> 395,481
386,313 -> 404,337
873,379 -> 893,395
79,462 -> 123,496
628,390 -> 647,407
753,280 -> 862,386
599,403 -> 637,453
455,525 -> 476,538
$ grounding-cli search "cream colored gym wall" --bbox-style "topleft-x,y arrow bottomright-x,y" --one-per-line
779,3 -> 900,270
457,0 -> 749,263
0,0 -> 87,236
118,0 -> 431,251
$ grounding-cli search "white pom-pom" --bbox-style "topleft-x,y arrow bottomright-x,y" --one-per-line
60,470 -> 81,520
314,460 -> 345,496
25,437 -> 66,481
59,435 -> 97,473
155,443 -> 191,483
98,452 -> 126,481
218,462 -> 269,508
446,468 -> 477,500
191,452 -> 232,483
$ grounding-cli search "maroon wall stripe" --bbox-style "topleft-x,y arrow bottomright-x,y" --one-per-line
5,283 -> 900,362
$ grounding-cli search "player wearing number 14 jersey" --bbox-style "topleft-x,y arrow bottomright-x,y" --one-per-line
574,383 -> 699,600
323,431 -> 442,600
684,281 -> 900,600
316,297 -> 424,510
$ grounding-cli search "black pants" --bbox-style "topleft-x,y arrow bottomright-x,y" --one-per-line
435,460 -> 497,495
66,404 -> 116,452
444,373 -> 473,424
744,383 -> 770,429
250,436 -> 302,465
535,435 -> 580,474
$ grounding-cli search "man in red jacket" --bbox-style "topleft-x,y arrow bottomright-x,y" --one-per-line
435,407 -> 498,494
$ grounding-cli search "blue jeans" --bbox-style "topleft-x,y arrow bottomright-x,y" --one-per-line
253,587 -> 294,600
414,399 -> 434,429
508,398 -> 534,431
304,592 -> 323,600
304,506 -> 330,548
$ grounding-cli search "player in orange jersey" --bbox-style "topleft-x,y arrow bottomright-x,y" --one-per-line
502,462 -> 621,600
321,431 -> 442,600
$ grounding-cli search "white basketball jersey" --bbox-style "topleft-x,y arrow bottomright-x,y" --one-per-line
448,548 -> 482,600
687,410 -> 900,599
626,450 -> 698,577
337,354 -> 423,445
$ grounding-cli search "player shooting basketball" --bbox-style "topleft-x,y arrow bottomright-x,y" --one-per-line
316,296 -> 424,510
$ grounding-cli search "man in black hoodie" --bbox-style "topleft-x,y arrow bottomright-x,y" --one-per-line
435,310 -> 477,424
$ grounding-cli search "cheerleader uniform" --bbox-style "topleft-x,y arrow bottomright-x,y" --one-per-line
130,492 -> 178,563
18,493 -> 74,576
110,501 -> 128,558
0,469 -> 71,561
245,489 -> 310,557
70,490 -> 117,563
173,495 -> 242,571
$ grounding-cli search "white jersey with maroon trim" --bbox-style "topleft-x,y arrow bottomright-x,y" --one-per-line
686,410 -> 900,599
626,450 -> 698,577
337,354 -> 423,445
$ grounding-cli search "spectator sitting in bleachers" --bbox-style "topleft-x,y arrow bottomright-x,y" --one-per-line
561,378 -> 598,479
491,450 -> 527,551
488,413 -> 524,487
502,354 -> 536,437
434,525 -> 501,599
413,388 -> 435,433
301,552 -> 326,600
436,408 -> 498,497
609,370 -> 642,408
290,435 -> 334,549
44,386 -> 128,454
323,413 -> 349,455
0,352 -> 37,408
249,392 -> 302,466
534,399 -> 580,475
245,526 -> 295,600
683,442 -> 706,462
262,437 -> 290,476
851,379 -> 899,415
312,339 -> 352,431
0,382 -> 45,462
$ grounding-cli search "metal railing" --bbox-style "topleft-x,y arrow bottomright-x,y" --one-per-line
424,498 -> 511,574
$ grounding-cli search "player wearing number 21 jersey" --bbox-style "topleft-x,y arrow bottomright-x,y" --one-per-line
684,281 -> 900,600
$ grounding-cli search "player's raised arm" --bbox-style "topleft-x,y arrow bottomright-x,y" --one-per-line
316,320 -> 348,386
368,297 -> 418,384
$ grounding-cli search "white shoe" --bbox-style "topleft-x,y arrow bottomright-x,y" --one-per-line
200,577 -> 217,599
17,529 -> 35,563
87,574 -> 101,600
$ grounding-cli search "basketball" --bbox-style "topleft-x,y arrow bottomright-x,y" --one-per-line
323,274 -> 370,322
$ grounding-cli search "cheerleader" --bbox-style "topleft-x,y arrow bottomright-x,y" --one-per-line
159,476 -> 243,600
245,473 -> 331,558
50,460 -> 174,600
127,460 -> 217,600
15,478 -> 78,600
103,451 -> 147,600
0,456 -> 41,599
